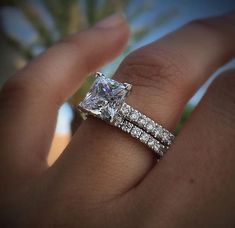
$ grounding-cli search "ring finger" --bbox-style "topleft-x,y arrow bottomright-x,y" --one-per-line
49,12 -> 235,203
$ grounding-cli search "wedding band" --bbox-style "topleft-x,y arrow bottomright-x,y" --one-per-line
77,72 -> 175,159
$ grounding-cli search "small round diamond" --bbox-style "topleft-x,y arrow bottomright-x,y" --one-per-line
121,104 -> 131,115
129,111 -> 139,122
152,142 -> 161,152
122,121 -> 133,133
154,126 -> 164,138
114,115 -> 123,127
146,120 -> 155,133
138,116 -> 147,127
147,137 -> 155,147
139,132 -> 150,144
131,126 -> 142,138
162,131 -> 171,145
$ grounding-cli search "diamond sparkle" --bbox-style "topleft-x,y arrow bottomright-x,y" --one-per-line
129,110 -> 140,122
131,126 -> 142,138
139,132 -> 150,144
122,121 -> 134,133
79,73 -> 130,122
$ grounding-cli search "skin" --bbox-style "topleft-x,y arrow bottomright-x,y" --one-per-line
0,12 -> 235,227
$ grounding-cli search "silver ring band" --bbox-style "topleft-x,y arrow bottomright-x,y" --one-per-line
113,118 -> 166,157
118,103 -> 174,146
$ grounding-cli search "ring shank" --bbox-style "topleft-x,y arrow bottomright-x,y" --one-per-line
109,102 -> 175,158
117,103 -> 174,146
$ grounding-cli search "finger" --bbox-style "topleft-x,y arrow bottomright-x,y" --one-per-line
0,14 -> 130,186
137,70 -> 235,227
49,12 -> 235,202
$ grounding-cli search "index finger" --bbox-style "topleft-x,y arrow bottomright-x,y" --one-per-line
0,14 -> 130,188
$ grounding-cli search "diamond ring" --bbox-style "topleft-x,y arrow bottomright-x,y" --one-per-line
77,72 -> 175,159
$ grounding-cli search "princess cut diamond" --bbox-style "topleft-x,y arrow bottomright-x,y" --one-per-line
79,73 -> 131,122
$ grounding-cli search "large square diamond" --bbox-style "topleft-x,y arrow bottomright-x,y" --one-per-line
78,73 -> 131,122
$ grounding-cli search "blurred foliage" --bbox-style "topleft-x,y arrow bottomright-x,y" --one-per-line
0,0 -> 191,130
0,1 -> 179,80
175,105 -> 193,135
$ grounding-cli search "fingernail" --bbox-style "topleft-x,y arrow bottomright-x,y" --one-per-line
95,13 -> 126,28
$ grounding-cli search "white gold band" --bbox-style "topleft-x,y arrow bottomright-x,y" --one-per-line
111,103 -> 174,158
118,103 -> 175,146
113,118 -> 166,158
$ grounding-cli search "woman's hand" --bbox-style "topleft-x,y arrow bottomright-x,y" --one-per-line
1,12 -> 235,227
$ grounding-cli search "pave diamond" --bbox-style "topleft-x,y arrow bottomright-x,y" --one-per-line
131,126 -> 142,138
145,120 -> 155,133
129,110 -> 140,122
113,114 -> 123,127
120,103 -> 131,115
147,137 -> 155,147
121,121 -> 133,133
154,126 -> 164,138
139,132 -> 150,144
147,137 -> 163,155
162,131 -> 171,145
138,115 -> 147,127
79,73 -> 130,122
152,142 -> 161,153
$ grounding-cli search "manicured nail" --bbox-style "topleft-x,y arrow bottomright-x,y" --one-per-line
95,13 -> 126,28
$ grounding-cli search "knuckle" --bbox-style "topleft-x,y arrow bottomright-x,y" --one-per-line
58,36 -> 80,50
57,35 -> 90,73
189,18 -> 222,31
207,71 -> 235,122
116,47 -> 189,93
57,31 -> 89,53
210,71 -> 235,97
189,16 -> 235,38
1,77 -> 32,102
1,75 -> 44,107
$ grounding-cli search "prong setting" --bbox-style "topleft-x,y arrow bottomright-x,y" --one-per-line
95,72 -> 104,77
124,83 -> 132,92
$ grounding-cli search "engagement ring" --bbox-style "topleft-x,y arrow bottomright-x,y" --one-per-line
77,72 -> 175,159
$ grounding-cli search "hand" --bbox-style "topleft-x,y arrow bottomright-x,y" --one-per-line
1,12 -> 235,227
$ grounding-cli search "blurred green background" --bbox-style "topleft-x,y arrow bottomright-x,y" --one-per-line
0,0 -> 235,134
